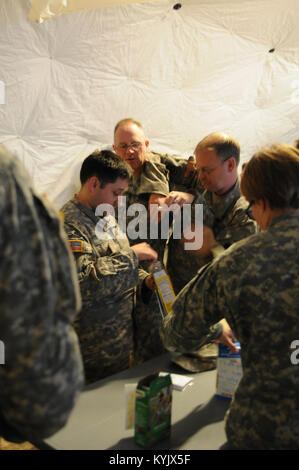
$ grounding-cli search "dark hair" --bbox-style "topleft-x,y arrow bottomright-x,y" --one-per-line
294,139 -> 299,150
195,132 -> 240,165
80,150 -> 132,186
241,143 -> 299,210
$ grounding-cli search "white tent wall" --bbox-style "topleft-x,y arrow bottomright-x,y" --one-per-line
0,0 -> 298,208
28,0 -> 164,23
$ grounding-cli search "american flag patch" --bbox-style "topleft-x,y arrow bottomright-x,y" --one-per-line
68,239 -> 83,252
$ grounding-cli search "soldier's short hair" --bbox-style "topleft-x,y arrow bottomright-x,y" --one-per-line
241,143 -> 299,210
294,139 -> 299,150
80,150 -> 132,186
195,132 -> 240,165
114,118 -> 143,135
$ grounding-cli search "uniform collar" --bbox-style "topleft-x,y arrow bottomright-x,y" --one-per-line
71,195 -> 99,223
268,211 -> 299,230
204,179 -> 240,219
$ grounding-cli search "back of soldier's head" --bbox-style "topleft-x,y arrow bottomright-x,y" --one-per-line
241,143 -> 299,210
80,150 -> 132,187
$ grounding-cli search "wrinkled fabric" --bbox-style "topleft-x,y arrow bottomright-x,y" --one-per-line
0,145 -> 84,442
162,213 -> 299,449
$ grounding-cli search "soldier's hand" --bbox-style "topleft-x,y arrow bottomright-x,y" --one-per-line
148,193 -> 167,208
164,191 -> 195,207
148,193 -> 167,223
131,243 -> 158,263
145,275 -> 156,291
149,191 -> 195,223
215,318 -> 238,354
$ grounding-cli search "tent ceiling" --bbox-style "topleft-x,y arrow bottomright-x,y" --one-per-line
28,0 -> 164,24
0,0 -> 298,208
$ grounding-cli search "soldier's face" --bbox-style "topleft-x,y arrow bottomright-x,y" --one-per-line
113,124 -> 149,174
96,178 -> 129,208
195,149 -> 230,195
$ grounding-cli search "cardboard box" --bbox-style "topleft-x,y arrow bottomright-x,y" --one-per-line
216,342 -> 242,400
134,373 -> 172,447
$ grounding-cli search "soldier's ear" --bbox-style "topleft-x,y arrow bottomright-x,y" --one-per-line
226,157 -> 236,172
89,176 -> 101,192
145,139 -> 149,149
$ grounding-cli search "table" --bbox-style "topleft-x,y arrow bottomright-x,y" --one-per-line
39,354 -> 230,450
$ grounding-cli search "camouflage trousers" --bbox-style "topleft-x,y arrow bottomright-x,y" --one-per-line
133,290 -> 166,364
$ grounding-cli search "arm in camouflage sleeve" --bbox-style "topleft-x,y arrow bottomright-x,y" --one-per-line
142,153 -> 202,198
158,153 -> 203,193
0,149 -> 84,442
141,154 -> 202,215
214,198 -> 258,251
189,191 -> 257,259
158,153 -> 190,191
137,267 -> 155,304
161,262 -> 225,353
64,224 -> 139,298
138,159 -> 170,197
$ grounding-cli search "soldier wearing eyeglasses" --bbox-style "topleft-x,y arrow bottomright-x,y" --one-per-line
113,118 -> 198,218
166,131 -> 258,295
113,118 -> 198,363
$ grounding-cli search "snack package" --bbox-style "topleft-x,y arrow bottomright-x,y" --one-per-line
216,342 -> 243,400
151,261 -> 176,317
134,373 -> 172,447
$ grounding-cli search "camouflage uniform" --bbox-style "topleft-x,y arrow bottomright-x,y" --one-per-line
166,179 -> 258,294
0,145 -> 84,442
162,213 -> 299,449
120,151 -> 197,363
123,151 -> 196,258
61,197 -> 149,383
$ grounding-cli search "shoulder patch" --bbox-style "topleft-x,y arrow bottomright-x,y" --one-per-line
68,239 -> 83,252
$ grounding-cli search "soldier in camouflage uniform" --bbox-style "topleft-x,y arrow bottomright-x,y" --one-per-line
113,120 -> 198,259
113,118 -> 197,362
0,145 -> 84,443
161,143 -> 299,449
166,132 -> 258,294
61,150 -> 157,384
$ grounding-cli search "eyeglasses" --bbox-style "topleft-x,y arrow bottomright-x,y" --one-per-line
197,157 -> 230,176
115,142 -> 142,151
245,200 -> 255,217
